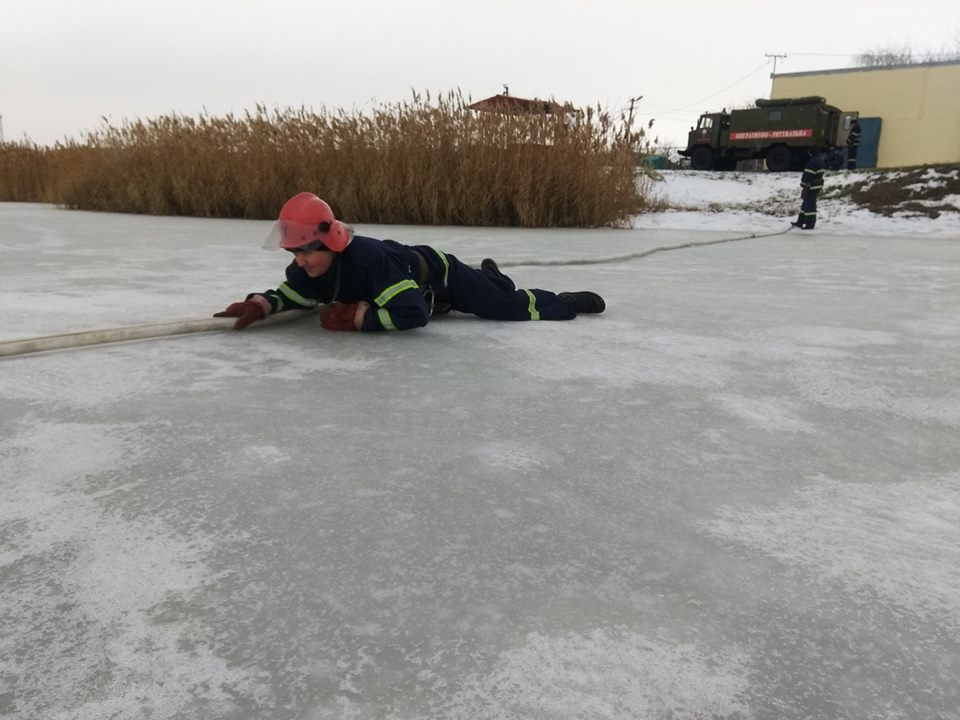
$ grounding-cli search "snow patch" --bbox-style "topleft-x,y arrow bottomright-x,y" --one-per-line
701,474 -> 960,631
443,629 -> 752,720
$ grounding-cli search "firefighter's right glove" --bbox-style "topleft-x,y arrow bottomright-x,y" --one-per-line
214,297 -> 268,330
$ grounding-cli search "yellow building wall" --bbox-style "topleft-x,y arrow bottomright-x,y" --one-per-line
771,62 -> 960,168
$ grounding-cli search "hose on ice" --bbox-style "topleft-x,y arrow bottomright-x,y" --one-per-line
501,225 -> 794,268
1,225 -> 794,359
0,310 -> 312,359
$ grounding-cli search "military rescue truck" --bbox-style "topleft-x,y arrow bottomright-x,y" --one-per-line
679,97 -> 859,172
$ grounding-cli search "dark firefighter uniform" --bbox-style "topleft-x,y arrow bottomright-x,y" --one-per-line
250,235 -> 577,331
846,120 -> 862,170
794,151 -> 827,230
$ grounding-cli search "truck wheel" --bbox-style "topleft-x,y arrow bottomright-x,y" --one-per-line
765,146 -> 792,172
691,147 -> 714,170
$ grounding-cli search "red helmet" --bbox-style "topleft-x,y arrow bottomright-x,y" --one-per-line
262,192 -> 353,252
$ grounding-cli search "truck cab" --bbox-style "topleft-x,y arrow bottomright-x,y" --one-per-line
685,112 -> 737,170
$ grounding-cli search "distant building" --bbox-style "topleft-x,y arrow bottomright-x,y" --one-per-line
771,59 -> 960,168
467,93 -> 573,116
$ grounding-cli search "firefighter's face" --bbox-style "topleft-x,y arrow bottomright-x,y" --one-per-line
290,248 -> 335,277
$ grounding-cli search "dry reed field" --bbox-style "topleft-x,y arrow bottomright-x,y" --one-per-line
0,92 -> 654,227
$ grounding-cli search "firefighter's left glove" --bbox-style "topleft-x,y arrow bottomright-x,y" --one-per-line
214,296 -> 269,330
319,302 -> 366,331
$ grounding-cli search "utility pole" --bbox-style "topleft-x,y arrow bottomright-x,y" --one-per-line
765,53 -> 787,78
0,113 -> 4,144
626,95 -> 643,134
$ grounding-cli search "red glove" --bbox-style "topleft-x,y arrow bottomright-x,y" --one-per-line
214,300 -> 266,330
320,302 -> 362,331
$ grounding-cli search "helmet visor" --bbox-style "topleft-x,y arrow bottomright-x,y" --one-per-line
262,219 -> 333,251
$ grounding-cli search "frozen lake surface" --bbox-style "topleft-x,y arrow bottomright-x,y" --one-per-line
2,201 -> 959,719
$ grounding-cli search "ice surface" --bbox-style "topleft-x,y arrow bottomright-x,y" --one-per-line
2,188 -> 960,719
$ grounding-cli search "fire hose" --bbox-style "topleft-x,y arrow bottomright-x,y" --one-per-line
1,225 -> 794,359
0,310 -> 312,359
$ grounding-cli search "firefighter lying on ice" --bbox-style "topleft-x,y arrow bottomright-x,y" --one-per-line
215,192 -> 605,332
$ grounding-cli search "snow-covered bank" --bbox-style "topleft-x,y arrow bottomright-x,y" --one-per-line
636,168 -> 960,238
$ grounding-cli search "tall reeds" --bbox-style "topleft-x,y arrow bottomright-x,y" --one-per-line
0,91 -> 653,227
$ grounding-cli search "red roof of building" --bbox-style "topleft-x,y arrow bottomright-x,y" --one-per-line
467,94 -> 570,115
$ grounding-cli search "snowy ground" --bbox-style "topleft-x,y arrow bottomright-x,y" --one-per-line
2,171 -> 959,719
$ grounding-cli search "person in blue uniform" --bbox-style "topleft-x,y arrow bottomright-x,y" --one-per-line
215,192 -> 605,332
792,148 -> 829,230
846,119 -> 862,170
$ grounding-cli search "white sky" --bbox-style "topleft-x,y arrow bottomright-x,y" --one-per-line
1,0 -> 958,148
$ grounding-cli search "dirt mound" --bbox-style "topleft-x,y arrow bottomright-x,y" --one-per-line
826,165 -> 960,219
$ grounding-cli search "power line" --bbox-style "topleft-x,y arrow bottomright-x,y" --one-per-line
638,50 -> 872,118
620,51 -> 862,122
640,59 -> 772,117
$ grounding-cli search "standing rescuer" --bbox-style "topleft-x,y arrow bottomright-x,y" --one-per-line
792,148 -> 829,230
846,118 -> 862,170
215,193 -> 605,332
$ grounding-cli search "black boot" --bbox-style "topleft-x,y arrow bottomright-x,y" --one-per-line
558,291 -> 605,314
481,258 -> 515,291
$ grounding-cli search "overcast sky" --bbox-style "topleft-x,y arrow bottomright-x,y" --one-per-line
2,0 -> 958,149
